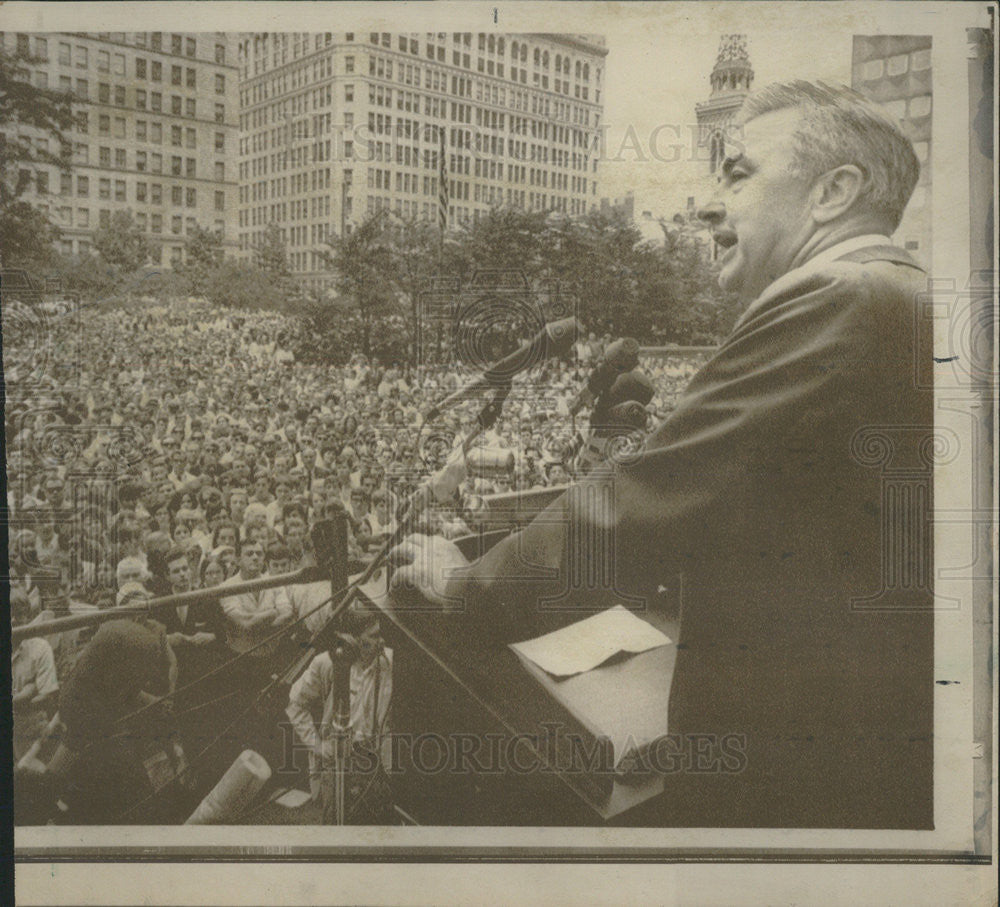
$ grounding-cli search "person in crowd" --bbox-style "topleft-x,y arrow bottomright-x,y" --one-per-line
11,590 -> 60,763
285,605 -> 392,820
218,540 -> 292,660
43,619 -> 189,824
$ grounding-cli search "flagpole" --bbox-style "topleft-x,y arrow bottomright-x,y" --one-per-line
438,124 -> 448,266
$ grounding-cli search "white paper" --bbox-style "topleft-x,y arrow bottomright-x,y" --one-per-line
510,606 -> 672,678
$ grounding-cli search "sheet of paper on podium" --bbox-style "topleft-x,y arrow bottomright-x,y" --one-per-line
510,605 -> 671,677
510,607 -> 676,771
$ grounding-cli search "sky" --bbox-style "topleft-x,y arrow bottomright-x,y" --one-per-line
594,11 -> 855,216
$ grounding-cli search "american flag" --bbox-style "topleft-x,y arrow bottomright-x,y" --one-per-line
438,126 -> 448,233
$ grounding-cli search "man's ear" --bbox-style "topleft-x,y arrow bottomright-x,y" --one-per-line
810,164 -> 866,223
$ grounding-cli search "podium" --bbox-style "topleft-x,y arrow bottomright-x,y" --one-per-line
368,528 -> 680,826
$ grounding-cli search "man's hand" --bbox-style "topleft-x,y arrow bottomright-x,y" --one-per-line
190,632 -> 215,646
388,533 -> 470,610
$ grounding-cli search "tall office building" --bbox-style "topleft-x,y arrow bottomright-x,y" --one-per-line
0,31 -> 239,266
852,35 -> 932,267
237,32 -> 608,290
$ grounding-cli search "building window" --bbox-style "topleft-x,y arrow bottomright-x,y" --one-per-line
115,117 -> 126,138
115,148 -> 126,168
214,103 -> 225,123
76,79 -> 89,99
151,60 -> 162,81
215,73 -> 225,93
151,122 -> 162,143
215,190 -> 225,211
214,162 -> 225,181
185,98 -> 196,117
172,95 -> 182,115
171,125 -> 182,146
99,146 -> 111,167
214,132 -> 225,152
151,214 -> 162,233
115,180 -> 126,201
136,89 -> 147,109
36,171 -> 49,194
171,64 -> 182,85
77,175 -> 89,196
185,127 -> 196,148
136,120 -> 147,141
136,57 -> 147,78
172,185 -> 182,204
152,184 -> 162,203
186,187 -> 196,207
171,155 -> 182,175
99,178 -> 111,199
214,43 -> 226,64
115,85 -> 126,105
137,151 -> 147,172
99,209 -> 110,228
99,114 -> 110,134
185,37 -> 196,57
172,215 -> 182,234
151,92 -> 162,111
186,67 -> 196,88
186,158 -> 196,177
345,56 -> 354,73
59,42 -> 71,65
78,208 -> 90,227
76,112 -> 89,133
151,32 -> 162,51
98,50 -> 110,72
345,83 -> 354,102
75,45 -> 88,68
151,153 -> 162,173
98,83 -> 110,103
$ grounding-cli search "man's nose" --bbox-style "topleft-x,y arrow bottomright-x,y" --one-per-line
696,201 -> 727,227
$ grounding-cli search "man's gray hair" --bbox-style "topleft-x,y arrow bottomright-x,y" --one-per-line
738,80 -> 920,231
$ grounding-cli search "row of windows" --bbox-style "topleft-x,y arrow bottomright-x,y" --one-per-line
134,57 -> 226,93
9,33 -> 227,69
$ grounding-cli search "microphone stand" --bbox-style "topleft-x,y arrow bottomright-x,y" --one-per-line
257,383 -> 514,824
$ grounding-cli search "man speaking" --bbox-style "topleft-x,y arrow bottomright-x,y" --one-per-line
392,81 -> 934,829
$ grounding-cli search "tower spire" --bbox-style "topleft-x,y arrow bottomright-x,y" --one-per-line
709,34 -> 754,95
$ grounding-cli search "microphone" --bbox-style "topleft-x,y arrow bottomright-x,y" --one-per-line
591,369 -> 654,425
424,317 -> 580,421
569,337 -> 640,415
605,369 -> 654,409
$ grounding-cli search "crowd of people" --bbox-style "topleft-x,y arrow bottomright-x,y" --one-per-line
6,297 -> 708,823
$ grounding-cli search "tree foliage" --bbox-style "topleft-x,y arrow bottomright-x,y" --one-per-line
92,211 -> 151,274
254,223 -> 291,277
0,43 -> 75,269
180,225 -> 224,295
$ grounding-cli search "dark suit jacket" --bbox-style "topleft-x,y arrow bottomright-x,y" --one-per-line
454,245 -> 934,828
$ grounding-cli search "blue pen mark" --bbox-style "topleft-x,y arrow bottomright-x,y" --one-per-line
933,356 -> 959,363
494,8 -> 498,24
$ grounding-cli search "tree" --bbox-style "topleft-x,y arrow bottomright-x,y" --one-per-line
203,258 -> 284,310
0,43 -> 75,269
254,223 -> 291,277
181,225 -> 223,295
0,200 -> 61,272
321,212 -> 402,359
92,211 -> 151,274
